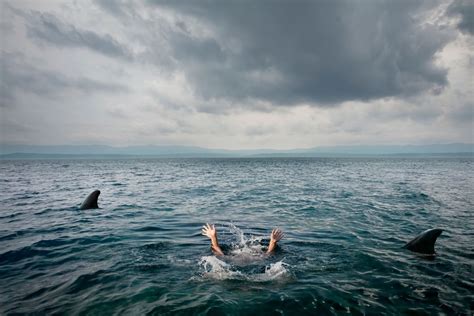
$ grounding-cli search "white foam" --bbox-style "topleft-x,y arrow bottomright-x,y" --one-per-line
199,255 -> 243,280
262,261 -> 290,280
199,255 -> 289,282
227,223 -> 267,261
198,225 -> 290,282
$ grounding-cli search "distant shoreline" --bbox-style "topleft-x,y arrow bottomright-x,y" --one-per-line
1,143 -> 473,159
1,152 -> 473,160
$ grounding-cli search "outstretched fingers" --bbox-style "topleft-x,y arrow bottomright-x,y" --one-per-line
271,228 -> 284,242
202,223 -> 210,236
202,223 -> 217,239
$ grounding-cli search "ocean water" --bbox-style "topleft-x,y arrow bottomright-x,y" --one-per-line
0,158 -> 473,315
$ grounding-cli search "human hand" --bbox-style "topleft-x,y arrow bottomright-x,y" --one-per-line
270,228 -> 283,243
202,223 -> 218,239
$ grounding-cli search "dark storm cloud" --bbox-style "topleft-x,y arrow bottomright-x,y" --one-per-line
140,0 -> 453,106
23,10 -> 133,60
447,0 -> 474,35
0,52 -> 128,107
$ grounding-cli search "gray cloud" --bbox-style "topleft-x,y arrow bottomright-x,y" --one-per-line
1,0 -> 471,148
94,0 -> 131,18
0,52 -> 128,107
138,0 -> 454,106
22,10 -> 133,60
447,0 -> 474,35
447,101 -> 474,123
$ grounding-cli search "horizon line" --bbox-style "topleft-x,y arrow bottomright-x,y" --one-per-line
1,142 -> 473,151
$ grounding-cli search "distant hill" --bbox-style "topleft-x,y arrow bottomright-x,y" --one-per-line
0,143 -> 472,158
0,144 -> 231,156
301,143 -> 474,155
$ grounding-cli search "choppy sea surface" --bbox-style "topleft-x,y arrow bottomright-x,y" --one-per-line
0,158 -> 473,315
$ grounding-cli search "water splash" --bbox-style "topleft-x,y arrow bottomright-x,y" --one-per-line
198,225 -> 290,282
228,223 -> 247,246
199,255 -> 243,280
199,255 -> 289,282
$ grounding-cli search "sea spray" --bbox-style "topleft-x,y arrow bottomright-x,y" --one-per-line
227,223 -> 267,258
198,225 -> 290,281
199,256 -> 289,282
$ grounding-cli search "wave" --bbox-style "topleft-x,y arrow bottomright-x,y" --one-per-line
198,256 -> 289,282
197,224 -> 290,282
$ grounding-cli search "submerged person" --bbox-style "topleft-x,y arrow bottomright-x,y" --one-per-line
202,223 -> 283,256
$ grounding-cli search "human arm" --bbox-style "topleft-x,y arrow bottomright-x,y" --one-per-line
267,228 -> 283,254
202,223 -> 224,256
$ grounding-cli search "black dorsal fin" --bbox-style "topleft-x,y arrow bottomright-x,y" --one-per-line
404,228 -> 443,255
80,190 -> 100,210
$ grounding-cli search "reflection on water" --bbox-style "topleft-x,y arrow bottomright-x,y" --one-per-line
0,158 -> 473,314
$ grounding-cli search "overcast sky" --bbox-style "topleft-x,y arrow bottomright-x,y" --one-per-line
1,0 -> 472,149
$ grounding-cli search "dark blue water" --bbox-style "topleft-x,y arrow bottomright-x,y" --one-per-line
1,158 -> 473,315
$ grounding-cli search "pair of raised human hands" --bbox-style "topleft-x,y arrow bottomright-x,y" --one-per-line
201,223 -> 283,243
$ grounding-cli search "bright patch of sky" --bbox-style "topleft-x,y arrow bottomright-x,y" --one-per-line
1,0 -> 472,149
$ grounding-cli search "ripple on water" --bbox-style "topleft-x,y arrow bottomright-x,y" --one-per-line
0,158 -> 472,315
